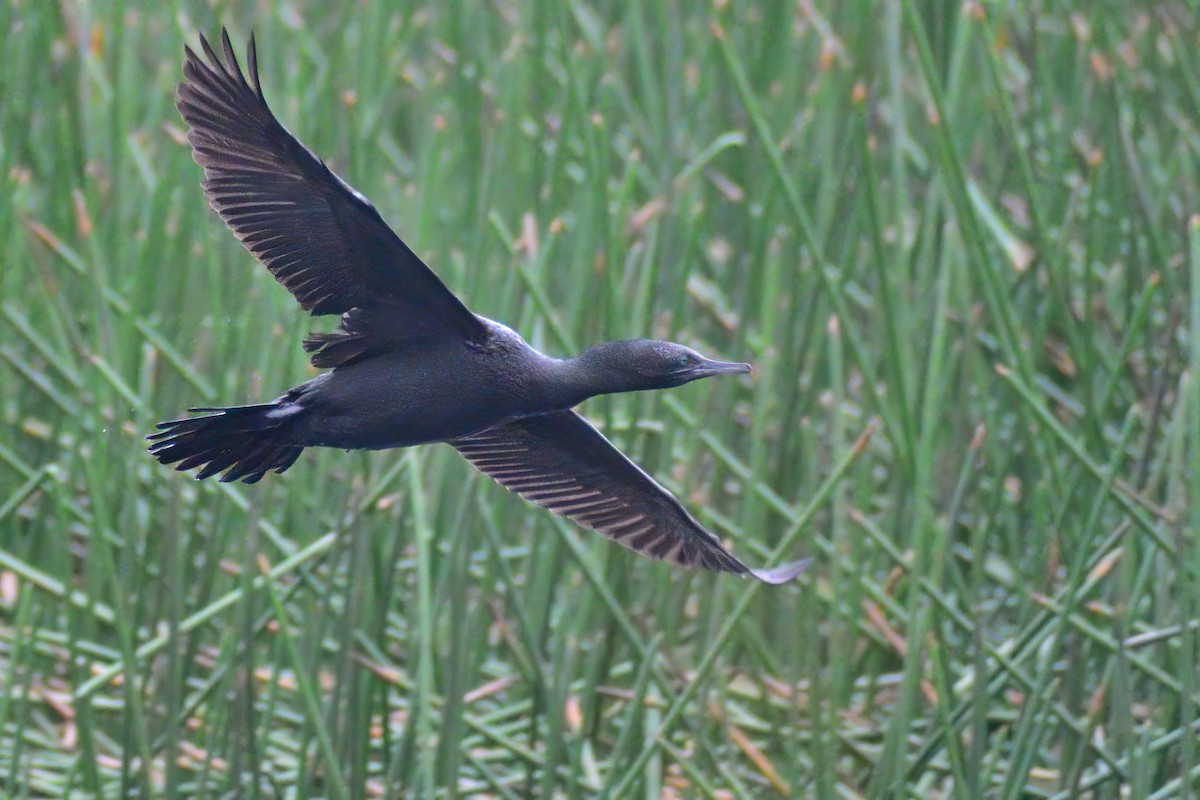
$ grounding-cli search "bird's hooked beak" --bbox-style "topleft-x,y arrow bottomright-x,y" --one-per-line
693,358 -> 753,378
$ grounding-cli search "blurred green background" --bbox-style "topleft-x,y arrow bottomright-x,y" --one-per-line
2,1 -> 1198,797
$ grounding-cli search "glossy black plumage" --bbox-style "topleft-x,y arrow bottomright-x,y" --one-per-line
150,29 -> 807,585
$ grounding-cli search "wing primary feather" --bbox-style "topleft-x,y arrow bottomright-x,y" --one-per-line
247,33 -> 262,98
452,411 -> 804,584
177,27 -> 489,355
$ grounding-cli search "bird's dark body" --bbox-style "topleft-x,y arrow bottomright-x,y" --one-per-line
149,29 -> 807,584
291,320 -> 562,449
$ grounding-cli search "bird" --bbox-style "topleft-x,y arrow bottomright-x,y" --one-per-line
149,29 -> 807,585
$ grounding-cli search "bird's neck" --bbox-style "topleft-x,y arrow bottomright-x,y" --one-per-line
543,347 -> 632,410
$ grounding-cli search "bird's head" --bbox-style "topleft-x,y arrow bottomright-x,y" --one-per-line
578,339 -> 752,392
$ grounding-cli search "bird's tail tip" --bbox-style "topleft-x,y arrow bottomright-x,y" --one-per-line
148,403 -> 303,484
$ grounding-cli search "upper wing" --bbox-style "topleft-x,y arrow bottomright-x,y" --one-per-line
178,29 -> 487,346
452,411 -> 807,584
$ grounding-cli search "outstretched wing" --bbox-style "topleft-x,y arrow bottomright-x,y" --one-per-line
178,29 -> 487,347
452,411 -> 807,584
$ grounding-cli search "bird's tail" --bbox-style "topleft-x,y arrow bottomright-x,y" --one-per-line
148,404 -> 304,484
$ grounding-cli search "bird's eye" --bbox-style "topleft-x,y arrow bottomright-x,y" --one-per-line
674,353 -> 691,369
